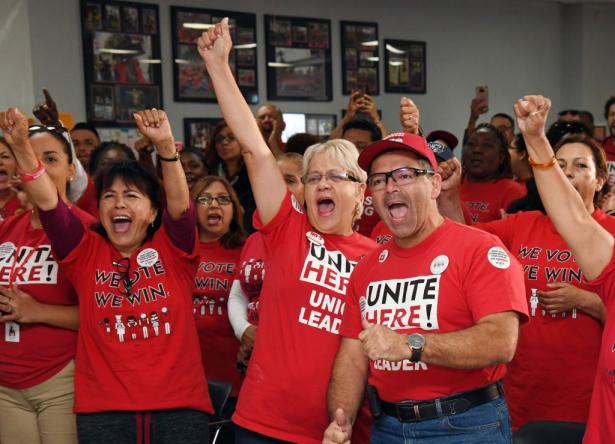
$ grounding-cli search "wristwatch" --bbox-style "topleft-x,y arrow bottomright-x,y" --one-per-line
407,333 -> 425,363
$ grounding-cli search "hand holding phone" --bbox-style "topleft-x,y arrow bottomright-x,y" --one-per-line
474,86 -> 489,115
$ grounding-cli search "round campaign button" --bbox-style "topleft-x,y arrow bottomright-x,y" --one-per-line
430,255 -> 449,274
378,249 -> 389,263
487,246 -> 511,269
0,242 -> 16,260
137,248 -> 159,267
306,231 -> 324,246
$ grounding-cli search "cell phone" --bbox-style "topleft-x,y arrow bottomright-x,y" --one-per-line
353,84 -> 368,98
475,86 -> 489,113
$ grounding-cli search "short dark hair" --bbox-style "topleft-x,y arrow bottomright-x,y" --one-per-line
491,113 -> 515,131
93,161 -> 161,239
604,96 -> 615,120
285,132 -> 320,155
342,117 -> 382,143
71,122 -> 100,141
88,141 -> 136,176
180,147 -> 208,172
579,110 -> 594,125
190,175 -> 246,249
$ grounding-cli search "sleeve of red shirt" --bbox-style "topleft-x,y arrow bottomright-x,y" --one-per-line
500,181 -> 526,211
474,213 -> 519,250
38,199 -> 85,260
162,201 -> 196,254
582,245 -> 615,305
461,232 -> 529,324
340,260 -> 370,339
252,192 -> 305,252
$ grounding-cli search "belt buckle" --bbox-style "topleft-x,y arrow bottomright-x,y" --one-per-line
413,404 -> 421,421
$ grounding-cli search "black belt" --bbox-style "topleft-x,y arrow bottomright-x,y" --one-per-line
380,382 -> 503,423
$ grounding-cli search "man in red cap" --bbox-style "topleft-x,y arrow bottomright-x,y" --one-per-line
323,132 -> 528,444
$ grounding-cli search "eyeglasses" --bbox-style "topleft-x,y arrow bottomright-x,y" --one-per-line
112,257 -> 132,298
214,135 -> 236,144
197,194 -> 232,206
367,167 -> 434,190
302,171 -> 359,186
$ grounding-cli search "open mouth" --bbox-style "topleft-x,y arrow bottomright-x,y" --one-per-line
387,202 -> 408,220
111,215 -> 132,234
317,197 -> 335,216
207,213 -> 222,224
0,170 -> 7,184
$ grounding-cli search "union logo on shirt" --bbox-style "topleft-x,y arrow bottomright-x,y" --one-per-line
362,275 -> 440,330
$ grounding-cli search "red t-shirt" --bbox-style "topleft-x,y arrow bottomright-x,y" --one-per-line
0,195 -> 24,220
0,208 -> 93,389
370,220 -> 393,245
58,222 -> 213,414
76,179 -> 98,218
602,137 -> 615,187
357,188 -> 381,237
232,193 -> 376,444
238,232 -> 266,324
193,240 -> 243,396
341,219 -> 528,402
477,210 -> 615,429
460,178 -> 525,224
582,246 -> 615,444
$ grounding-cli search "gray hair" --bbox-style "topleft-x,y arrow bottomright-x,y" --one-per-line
303,139 -> 366,221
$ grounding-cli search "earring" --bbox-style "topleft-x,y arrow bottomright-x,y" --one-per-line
150,221 -> 154,228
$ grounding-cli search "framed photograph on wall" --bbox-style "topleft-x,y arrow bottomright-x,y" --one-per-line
306,113 -> 337,138
340,21 -> 379,95
265,15 -> 332,101
80,0 -> 163,125
171,7 -> 258,104
384,39 -> 426,94
183,118 -> 222,151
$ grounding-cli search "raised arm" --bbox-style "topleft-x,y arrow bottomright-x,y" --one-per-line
133,109 -> 189,220
0,108 -> 58,210
515,96 -> 614,279
197,19 -> 286,225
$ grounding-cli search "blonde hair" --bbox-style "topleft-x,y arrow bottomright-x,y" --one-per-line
303,139 -> 366,221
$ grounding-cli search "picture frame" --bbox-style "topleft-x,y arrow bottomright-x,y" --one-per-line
306,113 -> 337,138
384,39 -> 426,94
265,14 -> 332,101
80,0 -> 162,125
183,118 -> 222,151
171,7 -> 258,104
96,126 -> 144,148
340,21 -> 379,95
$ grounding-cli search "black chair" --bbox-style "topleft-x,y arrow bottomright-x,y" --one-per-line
513,420 -> 585,444
207,380 -> 233,444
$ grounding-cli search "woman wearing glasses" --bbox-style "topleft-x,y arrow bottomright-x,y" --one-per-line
206,121 -> 256,233
198,20 -> 376,444
0,108 -> 213,444
0,122 -> 94,443
191,176 -> 246,431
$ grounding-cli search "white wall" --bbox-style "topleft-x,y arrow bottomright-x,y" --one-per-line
6,0 -> 614,144
0,0 -> 35,112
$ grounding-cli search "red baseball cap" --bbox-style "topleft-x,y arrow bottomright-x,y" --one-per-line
426,130 -> 458,149
358,132 -> 438,173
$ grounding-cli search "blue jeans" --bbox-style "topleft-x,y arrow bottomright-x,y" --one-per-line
372,397 -> 512,444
